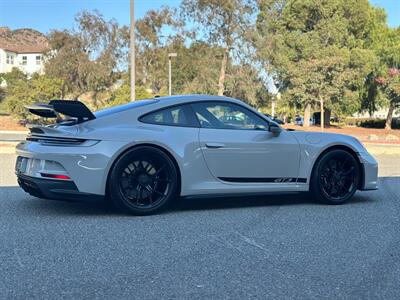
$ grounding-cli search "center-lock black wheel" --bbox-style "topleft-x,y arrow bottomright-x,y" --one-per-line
108,146 -> 178,215
311,149 -> 360,204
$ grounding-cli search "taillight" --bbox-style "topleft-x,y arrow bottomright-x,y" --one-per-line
40,173 -> 71,180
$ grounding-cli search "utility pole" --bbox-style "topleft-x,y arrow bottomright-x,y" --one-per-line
130,0 -> 135,101
168,53 -> 177,96
271,100 -> 275,118
272,92 -> 281,118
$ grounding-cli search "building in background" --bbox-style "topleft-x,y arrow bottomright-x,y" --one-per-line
353,107 -> 400,119
0,27 -> 49,76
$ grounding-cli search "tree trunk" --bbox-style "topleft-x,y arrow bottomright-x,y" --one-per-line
61,83 -> 65,99
303,103 -> 311,127
218,48 -> 229,96
320,97 -> 324,132
385,101 -> 395,130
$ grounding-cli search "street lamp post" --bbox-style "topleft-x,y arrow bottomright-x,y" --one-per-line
168,53 -> 177,96
130,0 -> 135,101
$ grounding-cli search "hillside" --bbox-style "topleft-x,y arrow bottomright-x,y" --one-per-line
0,27 -> 49,53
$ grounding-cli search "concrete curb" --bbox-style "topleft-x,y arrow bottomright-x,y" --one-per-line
0,130 -> 28,134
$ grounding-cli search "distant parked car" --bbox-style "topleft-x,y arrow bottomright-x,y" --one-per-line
220,115 -> 244,126
295,116 -> 315,126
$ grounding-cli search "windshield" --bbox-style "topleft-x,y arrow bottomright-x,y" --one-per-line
94,99 -> 159,118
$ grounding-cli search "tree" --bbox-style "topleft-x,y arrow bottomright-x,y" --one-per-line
4,75 -> 63,119
166,39 -> 222,95
181,0 -> 256,96
0,67 -> 27,88
45,10 -> 128,105
0,68 -> 28,103
374,27 -> 400,129
108,79 -> 152,107
376,68 -> 400,129
161,38 -> 270,106
135,7 -> 179,95
256,0 -> 383,128
225,63 -> 271,108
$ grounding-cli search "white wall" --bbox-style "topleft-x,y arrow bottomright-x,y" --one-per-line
353,107 -> 400,119
0,49 -> 44,75
17,53 -> 44,74
0,49 -> 7,73
0,50 -> 17,73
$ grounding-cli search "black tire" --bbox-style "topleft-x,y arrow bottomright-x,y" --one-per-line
108,146 -> 178,215
311,149 -> 360,205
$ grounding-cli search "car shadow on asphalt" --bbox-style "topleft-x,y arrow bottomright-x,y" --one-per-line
0,183 -> 383,217
171,192 -> 374,213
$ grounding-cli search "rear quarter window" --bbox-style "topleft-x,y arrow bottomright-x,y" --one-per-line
139,104 -> 199,127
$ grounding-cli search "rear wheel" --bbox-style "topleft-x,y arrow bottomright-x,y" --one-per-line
311,149 -> 360,204
108,146 -> 178,215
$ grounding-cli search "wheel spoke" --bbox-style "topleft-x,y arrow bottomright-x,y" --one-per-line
144,185 -> 154,203
154,164 -> 166,176
144,162 -> 153,173
139,161 -> 146,172
136,185 -> 142,205
154,190 -> 165,197
342,166 -> 354,176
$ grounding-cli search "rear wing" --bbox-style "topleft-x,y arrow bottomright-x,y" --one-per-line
25,100 -> 95,123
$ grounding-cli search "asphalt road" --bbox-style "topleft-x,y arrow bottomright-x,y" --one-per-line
0,153 -> 399,299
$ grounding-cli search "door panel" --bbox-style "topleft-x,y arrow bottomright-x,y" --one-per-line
199,128 -> 300,182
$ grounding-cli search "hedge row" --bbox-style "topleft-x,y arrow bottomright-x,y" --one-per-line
344,118 -> 400,129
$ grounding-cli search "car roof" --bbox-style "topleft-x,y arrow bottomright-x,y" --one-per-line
153,94 -> 238,104
94,94 -> 261,120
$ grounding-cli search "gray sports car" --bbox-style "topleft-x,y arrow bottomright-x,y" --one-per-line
15,95 -> 378,215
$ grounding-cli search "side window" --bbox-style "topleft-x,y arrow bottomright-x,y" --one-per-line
191,102 -> 268,130
140,104 -> 198,127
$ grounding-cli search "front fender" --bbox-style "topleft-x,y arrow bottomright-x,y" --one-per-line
291,131 -> 369,183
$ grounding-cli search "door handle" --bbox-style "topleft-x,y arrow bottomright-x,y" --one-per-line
205,143 -> 224,149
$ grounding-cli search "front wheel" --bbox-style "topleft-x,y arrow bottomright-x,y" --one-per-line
311,149 -> 360,204
108,146 -> 178,215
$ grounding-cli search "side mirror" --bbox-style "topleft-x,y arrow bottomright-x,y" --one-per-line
269,122 -> 282,136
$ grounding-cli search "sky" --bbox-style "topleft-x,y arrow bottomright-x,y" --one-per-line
0,0 -> 399,34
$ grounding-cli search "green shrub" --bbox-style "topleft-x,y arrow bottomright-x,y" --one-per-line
344,117 -> 400,129
4,75 -> 63,119
106,83 -> 152,107
359,118 -> 399,129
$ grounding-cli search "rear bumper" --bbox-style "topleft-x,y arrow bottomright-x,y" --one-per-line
15,140 -> 128,195
17,174 -> 104,202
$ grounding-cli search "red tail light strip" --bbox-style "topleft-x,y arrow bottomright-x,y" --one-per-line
40,173 -> 71,180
